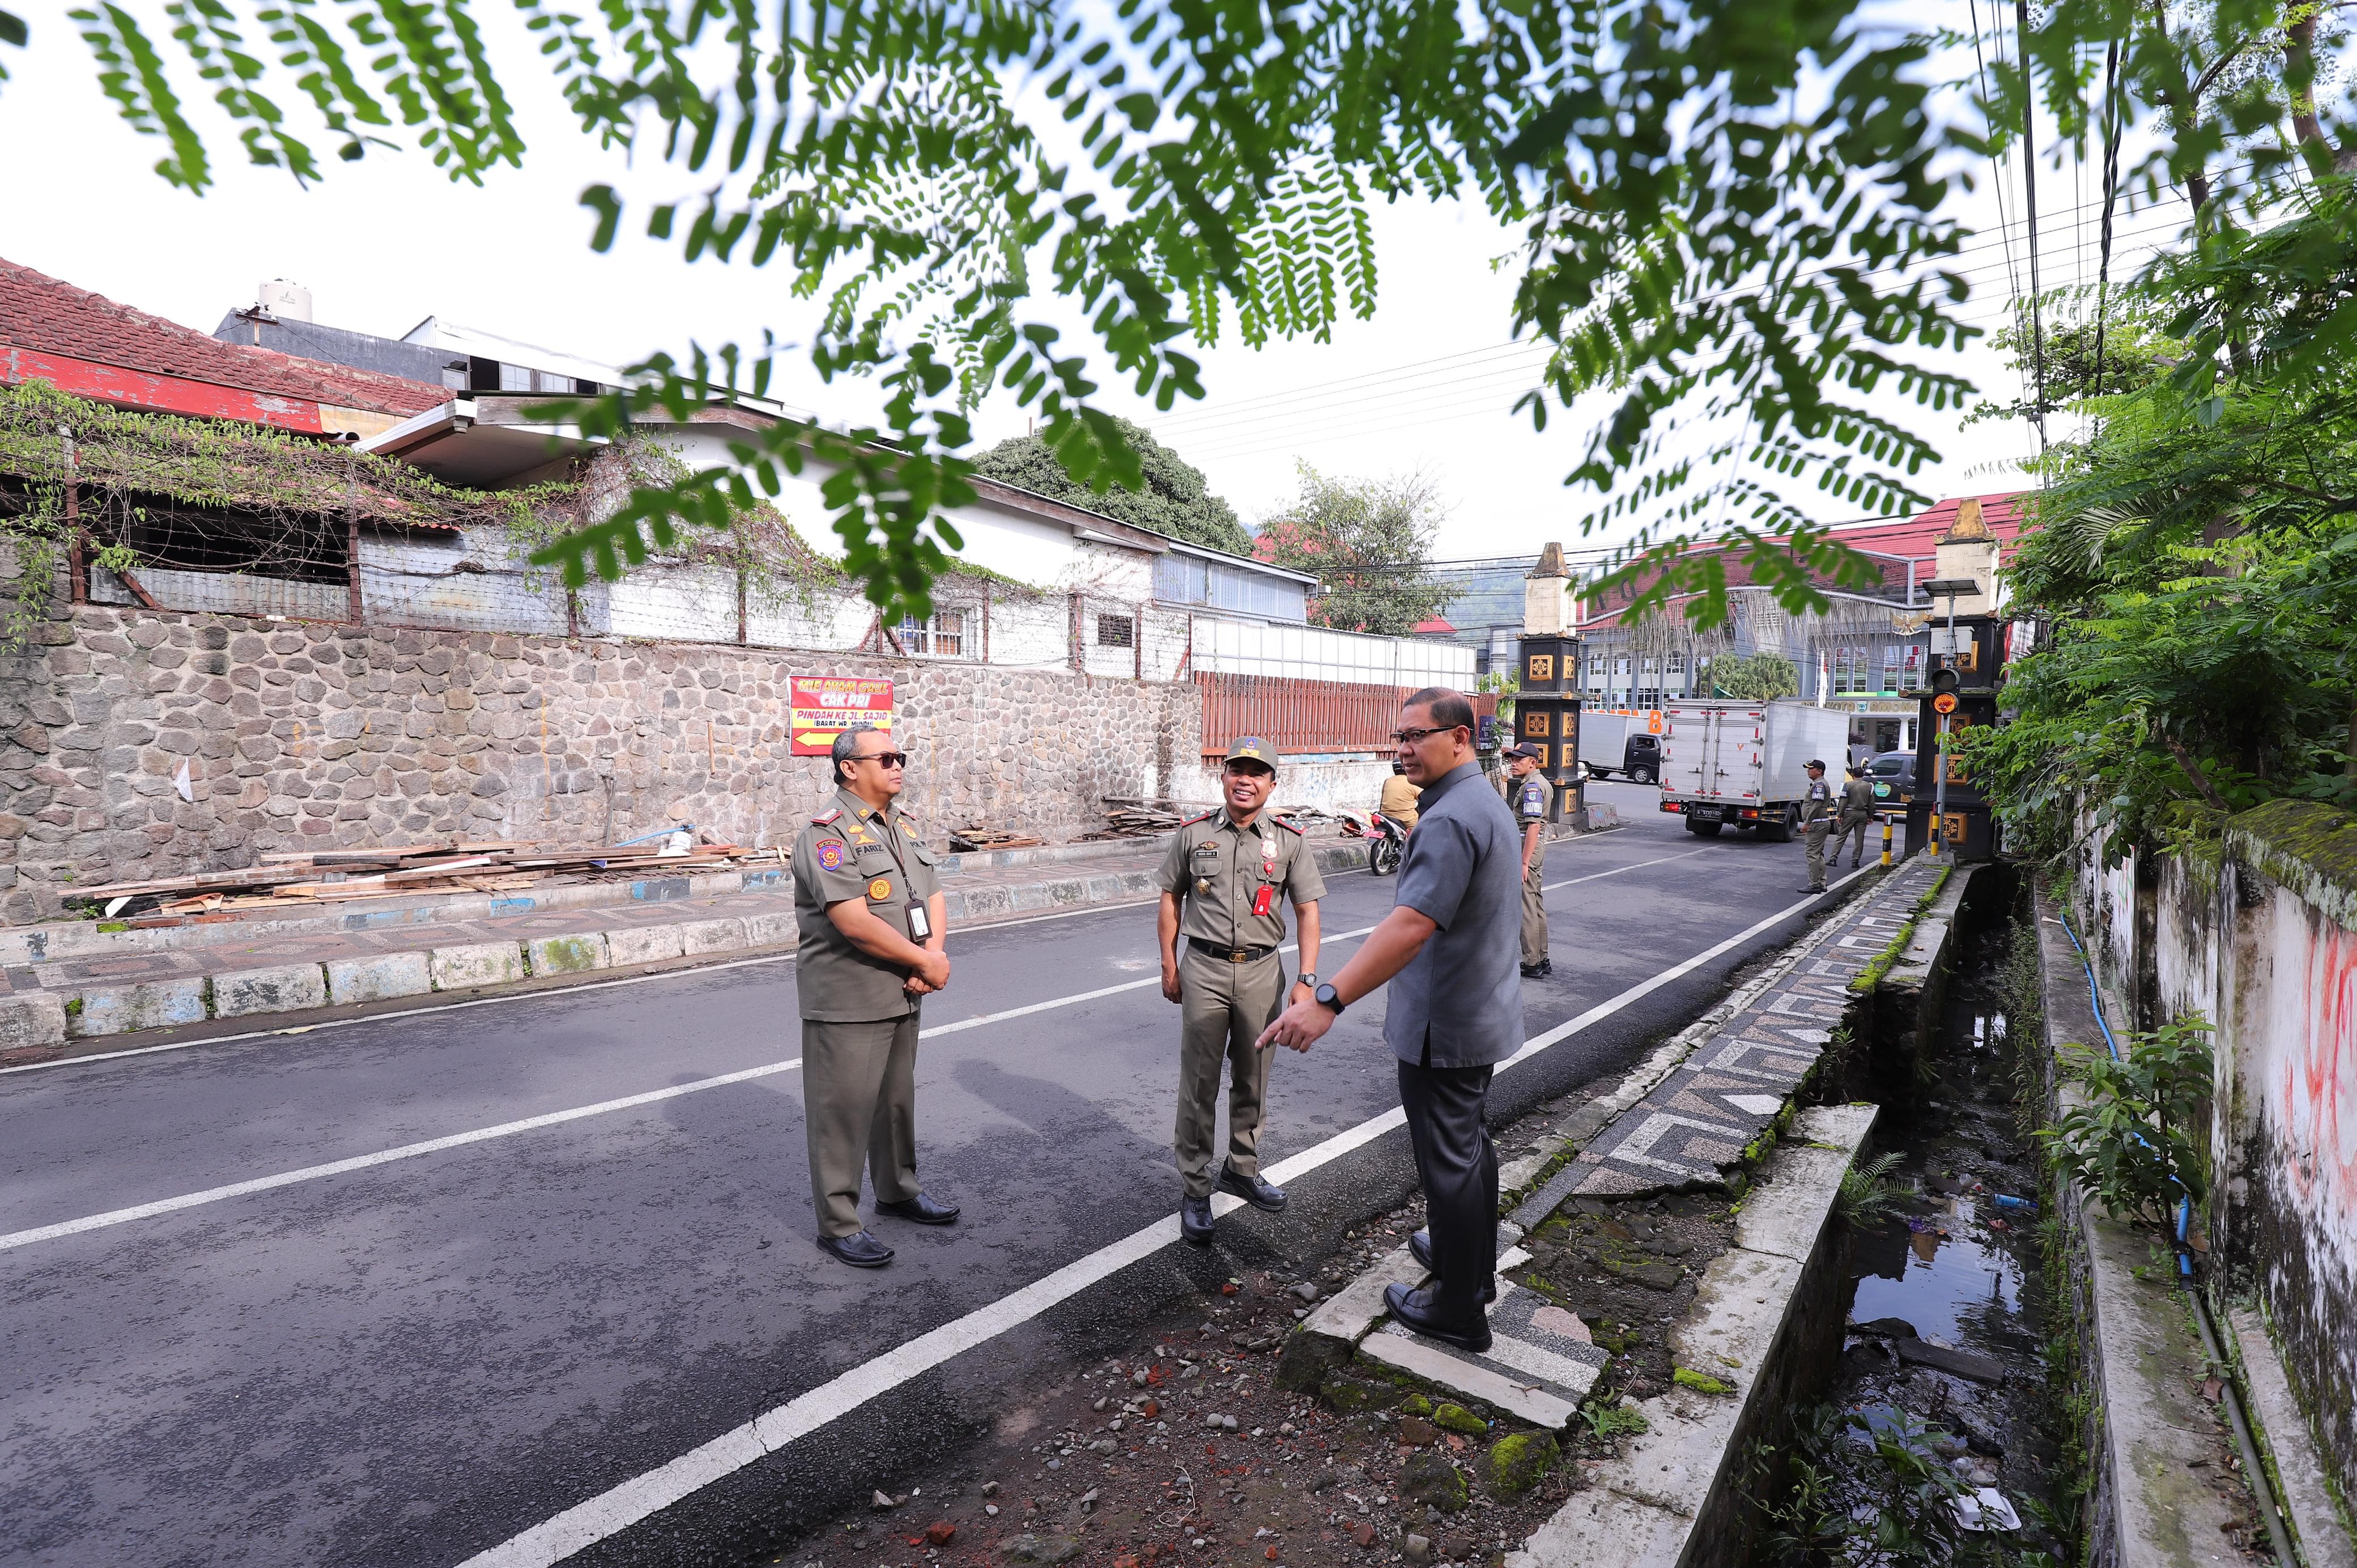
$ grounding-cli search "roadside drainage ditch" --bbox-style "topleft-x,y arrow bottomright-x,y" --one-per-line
1745,896 -> 2070,1566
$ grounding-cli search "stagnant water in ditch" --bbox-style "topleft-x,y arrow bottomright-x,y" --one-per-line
1747,907 -> 2070,1565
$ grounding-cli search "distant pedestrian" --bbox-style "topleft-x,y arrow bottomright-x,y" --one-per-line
1798,759 -> 1834,893
791,723 -> 959,1269
1506,742 -> 1551,978
1835,765 -> 1877,870
1158,738 -> 1326,1244
1260,688 -> 1518,1352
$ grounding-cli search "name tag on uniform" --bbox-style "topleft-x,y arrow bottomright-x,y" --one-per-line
907,903 -> 933,940
1252,885 -> 1275,917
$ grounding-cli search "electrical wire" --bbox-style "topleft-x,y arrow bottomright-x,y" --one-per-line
2014,0 -> 2050,453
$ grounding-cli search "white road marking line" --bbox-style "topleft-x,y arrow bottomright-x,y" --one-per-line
925,847 -> 1705,1036
0,843 -> 1753,1247
457,861 -> 1878,1568
0,1059 -> 806,1255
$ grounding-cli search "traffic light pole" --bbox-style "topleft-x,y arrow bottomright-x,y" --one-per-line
1931,596 -> 1954,859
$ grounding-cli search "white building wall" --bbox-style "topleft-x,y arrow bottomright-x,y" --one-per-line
1192,617 -> 1476,686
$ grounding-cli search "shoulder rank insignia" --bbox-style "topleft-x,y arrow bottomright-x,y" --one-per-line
811,808 -> 841,825
1178,809 -> 1218,828
1270,814 -> 1305,836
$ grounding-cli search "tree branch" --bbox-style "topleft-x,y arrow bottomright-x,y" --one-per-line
2162,731 -> 2231,810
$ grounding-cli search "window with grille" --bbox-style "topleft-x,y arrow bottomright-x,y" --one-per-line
897,608 -> 970,657
1831,645 -> 1878,694
1096,613 -> 1135,648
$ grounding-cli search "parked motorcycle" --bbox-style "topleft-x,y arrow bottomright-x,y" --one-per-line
1338,810 -> 1408,876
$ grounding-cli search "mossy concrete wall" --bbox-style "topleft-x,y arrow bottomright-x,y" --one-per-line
2065,801 -> 2357,1514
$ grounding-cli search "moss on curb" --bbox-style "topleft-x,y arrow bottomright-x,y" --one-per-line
1672,1367 -> 1734,1395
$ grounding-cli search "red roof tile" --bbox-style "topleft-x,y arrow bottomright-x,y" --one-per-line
0,257 -> 446,418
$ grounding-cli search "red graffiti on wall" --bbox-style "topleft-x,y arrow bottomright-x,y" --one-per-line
2281,922 -> 2357,1211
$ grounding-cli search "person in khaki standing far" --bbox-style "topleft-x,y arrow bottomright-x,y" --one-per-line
1797,758 -> 1836,894
792,723 -> 959,1269
1835,764 -> 1877,870
1505,743 -> 1551,978
1158,738 -> 1326,1245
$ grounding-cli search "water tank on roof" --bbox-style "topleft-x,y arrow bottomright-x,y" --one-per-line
257,279 -> 313,322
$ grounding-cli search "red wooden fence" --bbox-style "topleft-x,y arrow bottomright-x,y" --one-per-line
1197,673 -> 1495,756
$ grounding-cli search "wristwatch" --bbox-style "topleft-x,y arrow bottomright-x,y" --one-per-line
1295,973 -> 1318,991
1313,982 -> 1346,1015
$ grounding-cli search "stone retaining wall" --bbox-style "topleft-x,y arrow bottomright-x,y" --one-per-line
0,603 -> 1203,921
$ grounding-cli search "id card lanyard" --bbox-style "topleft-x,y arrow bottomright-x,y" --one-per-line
870,808 -> 934,941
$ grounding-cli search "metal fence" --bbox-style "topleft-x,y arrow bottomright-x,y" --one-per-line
1197,672 -> 1496,756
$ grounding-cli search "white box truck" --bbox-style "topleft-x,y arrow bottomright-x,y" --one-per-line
1577,711 -> 1664,783
1658,699 -> 1853,839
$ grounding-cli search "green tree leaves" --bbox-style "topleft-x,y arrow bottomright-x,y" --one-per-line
969,417 -> 1250,555
1256,466 -> 1448,637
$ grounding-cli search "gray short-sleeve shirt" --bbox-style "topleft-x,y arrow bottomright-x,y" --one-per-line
1384,759 -> 1523,1068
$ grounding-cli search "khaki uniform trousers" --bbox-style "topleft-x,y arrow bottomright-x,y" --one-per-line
1175,946 -> 1285,1199
1520,830 -> 1549,966
1803,821 -> 1832,888
802,1014 -> 922,1239
1835,816 -> 1871,868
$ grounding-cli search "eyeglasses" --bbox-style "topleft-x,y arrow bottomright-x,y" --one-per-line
1389,726 -> 1460,744
854,750 -> 909,769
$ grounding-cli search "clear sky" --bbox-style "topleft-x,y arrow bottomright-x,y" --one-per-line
0,9 -> 2184,564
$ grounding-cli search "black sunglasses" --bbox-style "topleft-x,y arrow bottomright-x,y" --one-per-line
853,749 -> 909,769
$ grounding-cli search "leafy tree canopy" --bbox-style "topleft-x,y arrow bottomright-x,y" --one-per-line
1705,653 -> 1801,701
1959,181 -> 2357,867
8,0 -> 2354,632
970,418 -> 1249,555
1257,466 -> 1448,637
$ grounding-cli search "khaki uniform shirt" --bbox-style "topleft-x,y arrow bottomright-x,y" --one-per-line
1158,808 -> 1327,953
1838,778 -> 1877,826
792,787 -> 943,1022
1377,773 -> 1421,830
1801,776 -> 1836,827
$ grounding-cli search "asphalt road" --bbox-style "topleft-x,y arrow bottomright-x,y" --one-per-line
0,779 -> 1840,1567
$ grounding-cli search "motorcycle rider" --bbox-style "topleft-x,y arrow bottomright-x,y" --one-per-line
1377,760 -> 1420,833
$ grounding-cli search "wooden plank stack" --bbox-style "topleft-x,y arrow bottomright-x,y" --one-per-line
68,833 -> 789,922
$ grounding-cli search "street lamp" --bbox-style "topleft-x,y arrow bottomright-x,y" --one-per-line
1919,578 -> 1980,859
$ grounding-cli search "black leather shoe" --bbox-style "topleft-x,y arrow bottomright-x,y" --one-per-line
875,1192 -> 960,1225
1520,961 -> 1550,978
1218,1164 -> 1287,1212
1798,885 -> 1826,894
818,1230 -> 894,1268
1384,1281 -> 1491,1353
1407,1230 -> 1496,1303
1180,1194 -> 1216,1244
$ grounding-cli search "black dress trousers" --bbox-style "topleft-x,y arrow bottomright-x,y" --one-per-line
1397,1049 -> 1498,1314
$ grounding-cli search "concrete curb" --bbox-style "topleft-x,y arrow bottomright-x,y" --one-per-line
4,821 -> 1622,1059
1511,1103 -> 1876,1568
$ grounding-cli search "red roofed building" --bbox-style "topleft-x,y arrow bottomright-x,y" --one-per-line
0,257 -> 447,438
1572,493 -> 2030,759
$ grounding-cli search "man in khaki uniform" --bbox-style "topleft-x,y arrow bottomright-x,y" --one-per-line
1158,737 -> 1326,1244
1507,743 -> 1551,978
1798,758 -> 1835,894
1835,765 -> 1877,870
792,723 -> 956,1269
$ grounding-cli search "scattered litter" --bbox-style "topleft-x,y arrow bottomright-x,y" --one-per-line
1952,1487 -> 2023,1532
